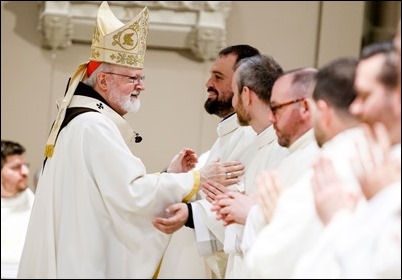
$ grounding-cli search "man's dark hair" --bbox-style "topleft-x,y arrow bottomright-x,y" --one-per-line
219,45 -> 260,67
313,57 -> 358,112
1,140 -> 25,169
361,40 -> 398,90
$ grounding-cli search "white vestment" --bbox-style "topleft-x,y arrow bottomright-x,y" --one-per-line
1,188 -> 34,279
245,127 -> 370,278
158,114 -> 255,279
223,125 -> 288,279
241,129 -> 320,257
18,94 -> 199,279
293,144 -> 401,279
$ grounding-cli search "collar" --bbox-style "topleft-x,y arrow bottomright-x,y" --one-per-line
216,113 -> 240,137
69,93 -> 135,145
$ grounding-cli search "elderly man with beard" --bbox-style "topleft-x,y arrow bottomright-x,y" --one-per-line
18,2 -> 238,279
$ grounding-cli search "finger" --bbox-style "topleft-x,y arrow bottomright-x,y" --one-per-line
210,204 -> 222,212
225,170 -> 245,179
372,122 -> 391,164
312,157 -> 331,191
166,203 -> 184,214
181,148 -> 195,156
259,171 -> 273,205
223,164 -> 245,175
373,122 -> 390,153
203,189 -> 217,202
202,184 -> 219,199
355,138 -> 371,178
219,206 -> 232,216
226,191 -> 242,200
206,195 -> 214,204
362,125 -> 382,169
223,178 -> 239,186
258,173 -> 274,211
222,161 -> 242,167
217,197 -> 233,207
206,180 -> 227,193
271,172 -> 283,200
152,221 -> 168,233
256,173 -> 268,210
215,213 -> 224,221
152,217 -> 171,226
223,213 -> 235,224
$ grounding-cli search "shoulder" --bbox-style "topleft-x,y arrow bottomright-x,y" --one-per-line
63,112 -> 120,139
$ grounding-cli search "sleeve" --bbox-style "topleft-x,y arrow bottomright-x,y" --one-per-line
82,114 -> 200,227
191,202 -> 224,256
241,205 -> 266,254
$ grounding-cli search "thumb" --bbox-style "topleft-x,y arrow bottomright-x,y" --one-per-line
166,203 -> 181,214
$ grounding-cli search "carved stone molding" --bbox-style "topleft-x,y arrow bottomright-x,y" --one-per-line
37,1 -> 232,61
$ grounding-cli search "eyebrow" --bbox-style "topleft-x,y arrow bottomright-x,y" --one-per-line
212,70 -> 225,77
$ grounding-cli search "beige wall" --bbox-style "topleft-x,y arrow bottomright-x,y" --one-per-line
1,1 -> 364,188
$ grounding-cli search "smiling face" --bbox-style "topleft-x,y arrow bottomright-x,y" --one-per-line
98,66 -> 146,116
204,54 -> 237,118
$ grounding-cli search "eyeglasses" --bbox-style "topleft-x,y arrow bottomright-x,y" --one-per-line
270,98 -> 305,115
103,72 -> 145,84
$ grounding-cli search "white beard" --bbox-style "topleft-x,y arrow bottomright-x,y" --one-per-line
123,98 -> 141,113
109,86 -> 141,114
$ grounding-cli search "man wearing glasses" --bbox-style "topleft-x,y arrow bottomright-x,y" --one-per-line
17,2 -> 232,278
268,68 -> 320,187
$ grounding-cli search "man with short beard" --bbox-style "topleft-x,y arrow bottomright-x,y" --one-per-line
155,45 -> 261,279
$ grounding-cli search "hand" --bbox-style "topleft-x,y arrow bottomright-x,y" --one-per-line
152,203 -> 189,234
354,123 -> 401,200
211,191 -> 256,226
167,148 -> 198,173
202,179 -> 228,204
200,160 -> 245,186
255,171 -> 283,224
312,156 -> 359,225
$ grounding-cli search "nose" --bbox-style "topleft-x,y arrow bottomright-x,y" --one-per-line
20,164 -> 29,176
349,98 -> 362,116
136,82 -> 145,91
205,76 -> 213,89
269,111 -> 277,123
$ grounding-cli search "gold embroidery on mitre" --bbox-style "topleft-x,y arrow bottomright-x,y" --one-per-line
92,27 -> 100,44
89,2 -> 149,69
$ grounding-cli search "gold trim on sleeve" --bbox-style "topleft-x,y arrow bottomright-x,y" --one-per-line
182,171 -> 200,203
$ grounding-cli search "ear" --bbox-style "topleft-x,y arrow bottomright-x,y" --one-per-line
316,99 -> 331,126
299,98 -> 311,120
242,86 -> 252,106
97,72 -> 108,91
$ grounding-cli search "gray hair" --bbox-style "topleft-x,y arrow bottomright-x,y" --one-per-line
234,55 -> 283,104
83,63 -> 114,87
